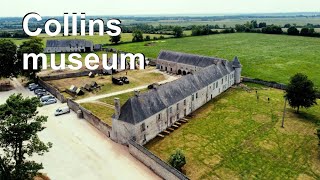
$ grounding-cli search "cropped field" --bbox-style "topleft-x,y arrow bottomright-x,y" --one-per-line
110,33 -> 320,88
146,86 -> 320,179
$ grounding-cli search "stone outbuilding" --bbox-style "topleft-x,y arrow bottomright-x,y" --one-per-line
44,39 -> 93,53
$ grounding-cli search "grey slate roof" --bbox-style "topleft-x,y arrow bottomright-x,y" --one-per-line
46,39 -> 93,48
157,50 -> 228,67
232,56 -> 242,68
117,59 -> 235,125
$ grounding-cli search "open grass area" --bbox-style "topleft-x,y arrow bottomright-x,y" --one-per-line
45,67 -> 166,99
145,86 -> 320,179
98,88 -> 148,105
110,33 -> 320,88
80,102 -> 114,126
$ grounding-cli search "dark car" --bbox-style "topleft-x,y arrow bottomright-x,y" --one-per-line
34,89 -> 46,95
37,91 -> 48,98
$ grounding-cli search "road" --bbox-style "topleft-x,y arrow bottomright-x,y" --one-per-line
0,78 -> 160,180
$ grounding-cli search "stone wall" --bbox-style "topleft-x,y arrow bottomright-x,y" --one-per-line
67,99 -> 112,138
128,140 -> 189,180
40,69 -> 104,81
242,77 -> 287,90
38,78 -> 67,103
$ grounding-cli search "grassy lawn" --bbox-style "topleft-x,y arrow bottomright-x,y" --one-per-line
45,67 -> 166,99
80,102 -> 114,126
145,86 -> 320,179
109,33 -> 320,88
98,88 -> 149,105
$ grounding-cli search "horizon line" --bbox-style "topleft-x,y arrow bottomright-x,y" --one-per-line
1,11 -> 320,18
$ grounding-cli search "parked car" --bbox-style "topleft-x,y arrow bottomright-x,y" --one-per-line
28,84 -> 39,91
37,91 -> 48,98
41,98 -> 57,106
54,107 -> 70,116
40,95 -> 55,102
34,89 -> 46,95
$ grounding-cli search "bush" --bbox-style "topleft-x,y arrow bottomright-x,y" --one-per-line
168,149 -> 186,171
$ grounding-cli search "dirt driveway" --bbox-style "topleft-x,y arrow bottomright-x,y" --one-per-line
0,79 -> 159,180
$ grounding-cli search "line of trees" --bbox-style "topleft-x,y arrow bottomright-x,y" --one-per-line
0,38 -> 43,80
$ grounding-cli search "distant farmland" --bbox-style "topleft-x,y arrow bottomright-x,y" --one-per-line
110,33 -> 320,88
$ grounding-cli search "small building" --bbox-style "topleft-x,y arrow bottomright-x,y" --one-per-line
93,44 -> 102,51
44,39 -> 93,53
111,51 -> 242,145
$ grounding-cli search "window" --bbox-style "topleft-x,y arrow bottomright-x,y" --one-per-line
169,107 -> 173,113
141,123 -> 146,132
184,99 -> 186,106
158,114 -> 161,120
177,103 -> 179,110
192,95 -> 194,101
196,93 -> 198,99
170,117 -> 173,124
176,113 -> 180,120
143,134 -> 146,142
216,82 -> 218,88
184,109 -> 187,116
222,79 -> 224,84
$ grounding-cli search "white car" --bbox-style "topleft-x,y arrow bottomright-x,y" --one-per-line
54,107 -> 70,116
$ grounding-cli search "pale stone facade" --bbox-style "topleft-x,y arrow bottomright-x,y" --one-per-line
44,39 -> 93,53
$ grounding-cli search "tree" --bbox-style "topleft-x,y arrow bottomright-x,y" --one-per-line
132,30 -> 144,42
285,73 -> 317,113
287,27 -> 300,35
16,38 -> 44,80
258,22 -> 267,28
300,28 -> 309,36
0,94 -> 52,180
251,20 -> 258,28
144,35 -> 151,41
173,26 -> 183,38
284,23 -> 291,28
0,39 -> 17,78
168,149 -> 186,171
110,35 -> 121,44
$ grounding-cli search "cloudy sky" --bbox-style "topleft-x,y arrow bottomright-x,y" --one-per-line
1,0 -> 320,17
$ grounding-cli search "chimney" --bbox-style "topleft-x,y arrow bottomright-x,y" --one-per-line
114,98 -> 121,119
134,90 -> 140,96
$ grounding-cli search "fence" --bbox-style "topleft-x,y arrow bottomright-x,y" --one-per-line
67,99 -> 112,138
128,140 -> 189,180
38,78 -> 67,103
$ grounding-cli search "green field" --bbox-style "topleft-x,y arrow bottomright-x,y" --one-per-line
109,33 -> 320,88
146,86 -> 320,179
1,33 -> 172,46
145,17 -> 320,27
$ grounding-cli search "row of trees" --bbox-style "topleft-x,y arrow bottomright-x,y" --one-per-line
0,38 -> 43,79
0,31 -> 29,38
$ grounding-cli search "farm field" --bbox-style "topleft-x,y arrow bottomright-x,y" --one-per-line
1,33 -> 172,46
45,67 -> 166,99
110,33 -> 320,88
145,85 -> 320,179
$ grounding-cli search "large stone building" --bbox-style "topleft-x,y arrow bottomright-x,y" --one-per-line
156,50 -> 230,75
44,39 -> 93,53
111,51 -> 242,145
